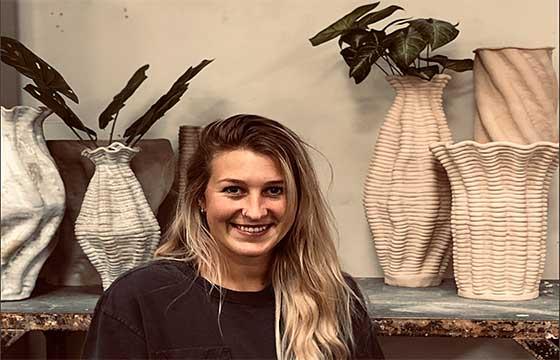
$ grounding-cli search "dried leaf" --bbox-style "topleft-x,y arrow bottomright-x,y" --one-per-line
1,36 -> 79,103
98,64 -> 149,129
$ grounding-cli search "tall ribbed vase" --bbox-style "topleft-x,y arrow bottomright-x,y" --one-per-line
363,74 -> 453,287
75,142 -> 160,290
1,106 -> 65,300
430,141 -> 559,300
473,47 -> 558,144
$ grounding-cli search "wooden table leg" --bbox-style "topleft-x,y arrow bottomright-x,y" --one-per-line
514,337 -> 559,360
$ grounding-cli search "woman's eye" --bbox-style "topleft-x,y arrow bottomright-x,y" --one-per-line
266,186 -> 284,196
222,186 -> 243,195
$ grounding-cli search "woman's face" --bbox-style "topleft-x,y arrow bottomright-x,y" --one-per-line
202,149 -> 290,265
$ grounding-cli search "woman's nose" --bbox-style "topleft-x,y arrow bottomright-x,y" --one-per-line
242,194 -> 268,219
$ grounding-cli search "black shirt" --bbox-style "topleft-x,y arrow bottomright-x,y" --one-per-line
82,259 -> 384,359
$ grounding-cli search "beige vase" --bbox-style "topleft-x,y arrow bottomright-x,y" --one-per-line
363,74 -> 453,287
430,141 -> 559,300
1,106 -> 65,300
473,47 -> 558,144
39,139 -> 175,287
74,142 -> 162,290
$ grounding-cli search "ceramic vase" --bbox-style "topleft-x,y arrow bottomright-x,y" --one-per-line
363,74 -> 453,287
1,106 -> 65,300
177,125 -> 201,196
430,141 -> 559,300
473,47 -> 558,144
74,142 -> 161,290
39,139 -> 175,287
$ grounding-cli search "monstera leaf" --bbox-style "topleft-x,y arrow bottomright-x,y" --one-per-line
409,19 -> 459,51
98,64 -> 149,129
124,59 -> 213,146
309,2 -> 380,46
24,84 -> 96,139
1,36 -> 79,103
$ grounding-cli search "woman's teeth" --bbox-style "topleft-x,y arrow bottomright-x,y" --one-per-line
234,224 -> 269,233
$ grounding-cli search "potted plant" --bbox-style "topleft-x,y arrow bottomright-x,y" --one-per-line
1,36 -> 212,290
309,2 -> 473,287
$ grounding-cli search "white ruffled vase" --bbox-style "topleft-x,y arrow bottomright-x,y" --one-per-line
430,141 -> 559,300
363,74 -> 453,287
1,106 -> 65,300
74,142 -> 160,290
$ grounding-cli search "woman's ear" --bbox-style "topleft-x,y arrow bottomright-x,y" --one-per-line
198,197 -> 206,213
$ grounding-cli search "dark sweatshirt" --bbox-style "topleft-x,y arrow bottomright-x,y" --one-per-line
82,259 -> 384,359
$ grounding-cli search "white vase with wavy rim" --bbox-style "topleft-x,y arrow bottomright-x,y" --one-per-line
363,74 -> 453,287
430,141 -> 559,300
75,142 -> 160,290
473,47 -> 558,144
1,106 -> 65,300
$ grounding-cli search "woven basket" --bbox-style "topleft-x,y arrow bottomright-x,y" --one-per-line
430,141 -> 559,300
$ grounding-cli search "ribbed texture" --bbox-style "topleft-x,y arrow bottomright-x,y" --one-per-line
430,140 -> 559,300
363,74 -> 453,287
75,142 -> 160,290
1,106 -> 65,300
473,47 -> 558,144
177,125 -> 201,195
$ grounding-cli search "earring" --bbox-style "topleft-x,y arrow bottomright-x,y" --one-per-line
200,207 -> 206,214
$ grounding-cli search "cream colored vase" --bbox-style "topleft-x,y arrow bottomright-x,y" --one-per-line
474,47 -> 558,144
75,142 -> 160,290
430,141 -> 559,300
1,106 -> 65,300
363,74 -> 453,287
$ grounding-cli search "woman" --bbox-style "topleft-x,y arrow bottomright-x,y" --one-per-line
82,115 -> 384,359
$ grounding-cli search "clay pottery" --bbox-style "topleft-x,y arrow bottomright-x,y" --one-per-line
363,74 -> 453,287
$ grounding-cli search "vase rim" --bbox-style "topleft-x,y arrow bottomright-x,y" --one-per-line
473,46 -> 555,53
385,73 -> 451,82
81,141 -> 140,156
1,105 -> 52,116
430,140 -> 560,150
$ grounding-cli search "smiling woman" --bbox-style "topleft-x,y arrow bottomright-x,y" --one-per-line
81,115 -> 384,360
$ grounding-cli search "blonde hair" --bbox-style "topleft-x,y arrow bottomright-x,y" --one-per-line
156,115 -> 359,359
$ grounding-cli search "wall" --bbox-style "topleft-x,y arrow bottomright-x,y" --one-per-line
1,1 -> 557,357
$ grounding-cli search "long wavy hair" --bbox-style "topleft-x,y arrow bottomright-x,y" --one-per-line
156,114 -> 359,359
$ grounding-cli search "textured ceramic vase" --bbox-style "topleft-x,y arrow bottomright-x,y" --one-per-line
363,74 -> 453,287
74,142 -> 161,290
473,47 -> 558,144
177,125 -> 201,195
39,139 -> 175,287
1,106 -> 65,300
430,141 -> 559,300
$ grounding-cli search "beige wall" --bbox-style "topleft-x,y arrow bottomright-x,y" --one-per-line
6,0 -> 559,279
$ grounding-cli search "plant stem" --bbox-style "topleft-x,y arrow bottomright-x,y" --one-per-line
426,46 -> 430,68
109,110 -> 120,144
375,63 -> 390,76
70,128 -> 94,149
382,55 -> 401,76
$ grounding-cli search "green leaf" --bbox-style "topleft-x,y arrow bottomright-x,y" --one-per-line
405,65 -> 440,80
309,2 -> 380,46
421,55 -> 473,72
123,59 -> 213,146
1,36 -> 79,103
386,26 -> 427,70
24,84 -> 96,138
340,38 -> 383,84
98,64 -> 149,129
409,18 -> 459,50
356,5 -> 403,28
339,28 -> 385,49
